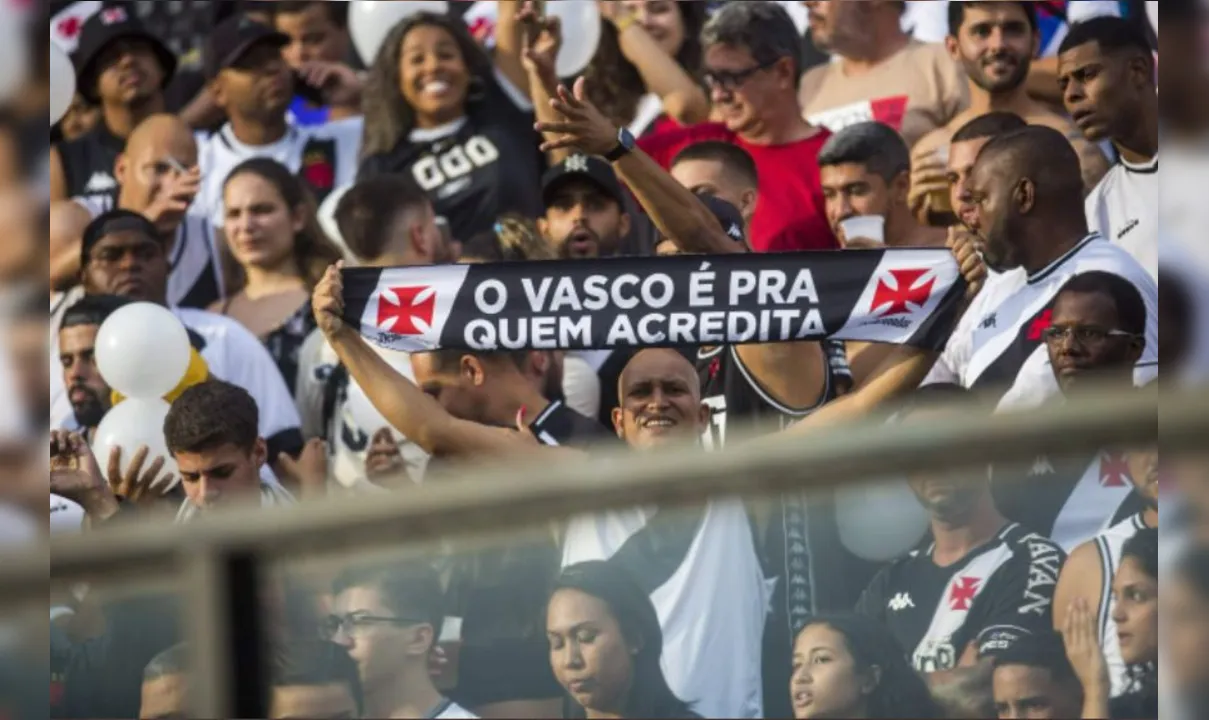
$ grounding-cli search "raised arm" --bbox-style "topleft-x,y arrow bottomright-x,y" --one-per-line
493,0 -> 531,97
598,1 -> 709,126
312,264 -> 573,460
536,76 -> 738,255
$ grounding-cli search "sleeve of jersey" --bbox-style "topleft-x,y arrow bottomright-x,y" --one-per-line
219,320 -> 305,460
853,565 -> 892,622
293,328 -> 330,440
970,541 -> 1066,658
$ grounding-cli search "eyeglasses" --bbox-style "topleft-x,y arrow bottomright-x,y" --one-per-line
319,613 -> 428,638
702,58 -> 780,92
1042,325 -> 1140,347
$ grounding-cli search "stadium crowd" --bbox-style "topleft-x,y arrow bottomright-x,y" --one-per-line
25,1 -> 1205,719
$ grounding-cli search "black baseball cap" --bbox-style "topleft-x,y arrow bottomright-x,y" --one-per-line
541,154 -> 626,209
205,15 -> 290,80
80,209 -> 162,267
698,193 -> 747,245
73,6 -> 177,103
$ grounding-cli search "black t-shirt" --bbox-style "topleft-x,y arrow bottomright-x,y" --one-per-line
527,398 -> 615,448
57,124 -> 125,198
357,72 -> 544,242
856,522 -> 1066,674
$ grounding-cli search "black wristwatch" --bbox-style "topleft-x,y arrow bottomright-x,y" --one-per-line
604,127 -> 636,162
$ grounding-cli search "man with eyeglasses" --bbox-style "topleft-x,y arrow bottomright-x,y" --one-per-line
326,561 -> 478,719
636,1 -> 839,254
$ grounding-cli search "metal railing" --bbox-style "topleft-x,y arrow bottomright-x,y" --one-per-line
27,384 -> 1198,717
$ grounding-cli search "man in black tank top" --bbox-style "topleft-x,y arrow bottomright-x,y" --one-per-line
51,8 -> 176,201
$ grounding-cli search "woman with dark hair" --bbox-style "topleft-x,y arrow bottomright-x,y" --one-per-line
790,615 -> 942,719
585,1 -> 710,137
215,158 -> 342,393
357,7 -> 544,243
1065,527 -> 1159,719
546,561 -> 699,719
1166,544 -> 1209,718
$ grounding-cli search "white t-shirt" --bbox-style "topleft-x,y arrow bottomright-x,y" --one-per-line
48,297 -> 302,458
195,118 -> 362,228
431,698 -> 478,719
562,499 -> 768,718
294,328 -> 430,489
925,234 -> 1159,411
1085,156 -> 1158,279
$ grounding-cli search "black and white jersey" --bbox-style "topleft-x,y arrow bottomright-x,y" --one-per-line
857,523 -> 1066,674
74,194 -> 225,310
56,124 -> 124,198
924,233 -> 1159,410
357,69 -> 544,242
527,399 -> 613,448
994,450 -> 1146,553
195,118 -> 362,228
1092,513 -> 1149,697
1085,155 -> 1158,278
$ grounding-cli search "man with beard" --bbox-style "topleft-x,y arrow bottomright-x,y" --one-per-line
856,385 -> 1066,685
1052,381 -> 1159,700
911,1 -> 1109,227
817,121 -> 946,248
57,294 -> 129,436
993,272 -> 1150,553
932,124 -> 1157,411
59,210 -> 305,481
1059,17 -> 1159,278
50,8 -> 177,201
195,15 -> 362,227
312,234 -> 984,716
799,0 -> 967,147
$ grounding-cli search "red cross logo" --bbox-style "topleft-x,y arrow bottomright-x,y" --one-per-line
99,7 -> 128,24
1099,452 -> 1132,487
871,268 -> 935,317
56,15 -> 82,39
1027,309 -> 1054,341
377,286 -> 437,335
949,576 -> 981,611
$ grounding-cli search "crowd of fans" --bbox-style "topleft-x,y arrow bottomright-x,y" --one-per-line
27,1 -> 1205,718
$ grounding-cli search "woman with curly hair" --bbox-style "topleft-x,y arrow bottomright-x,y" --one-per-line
357,7 -> 544,243
790,615 -> 943,718
585,1 -> 710,136
214,158 -> 342,393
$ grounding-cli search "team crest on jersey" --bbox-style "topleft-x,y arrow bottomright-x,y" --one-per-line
948,576 -> 981,611
299,139 -> 337,202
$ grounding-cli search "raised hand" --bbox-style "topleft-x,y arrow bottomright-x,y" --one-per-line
50,430 -> 119,522
1063,598 -> 1111,701
947,226 -> 986,303
277,438 -> 329,498
297,61 -> 364,107
144,165 -> 201,233
313,262 -> 348,340
106,445 -> 175,507
534,77 -> 620,156
519,0 -> 562,83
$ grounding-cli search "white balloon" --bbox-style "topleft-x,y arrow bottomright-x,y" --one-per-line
92,398 -> 179,493
49,41 -> 77,127
95,303 -> 192,399
547,1 -> 602,77
834,478 -> 929,562
349,0 -> 450,65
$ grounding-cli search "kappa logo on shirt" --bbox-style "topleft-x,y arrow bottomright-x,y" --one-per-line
888,592 -> 915,611
377,286 -> 437,335
949,576 -> 982,611
979,312 -> 998,330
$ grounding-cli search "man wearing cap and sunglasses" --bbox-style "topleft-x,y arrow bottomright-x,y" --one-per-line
50,6 -> 177,202
194,14 -> 363,229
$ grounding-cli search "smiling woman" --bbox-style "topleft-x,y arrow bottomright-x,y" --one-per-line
357,8 -> 545,243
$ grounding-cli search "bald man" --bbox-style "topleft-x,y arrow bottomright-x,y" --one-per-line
50,114 -> 223,311
931,124 -> 1158,411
